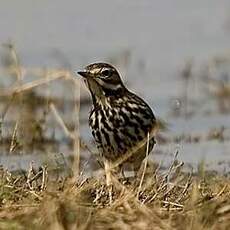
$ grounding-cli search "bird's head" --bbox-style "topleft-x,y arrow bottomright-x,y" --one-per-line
76,63 -> 125,100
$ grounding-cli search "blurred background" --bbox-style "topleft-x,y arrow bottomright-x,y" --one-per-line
0,0 -> 230,174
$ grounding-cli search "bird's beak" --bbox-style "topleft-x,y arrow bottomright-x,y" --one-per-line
75,70 -> 90,78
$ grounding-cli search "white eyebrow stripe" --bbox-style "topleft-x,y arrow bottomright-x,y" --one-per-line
101,67 -> 110,72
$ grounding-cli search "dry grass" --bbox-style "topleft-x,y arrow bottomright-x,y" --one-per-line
0,44 -> 230,229
0,160 -> 229,230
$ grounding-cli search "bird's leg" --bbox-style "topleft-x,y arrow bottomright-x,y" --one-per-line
121,167 -> 126,180
118,164 -> 126,180
104,160 -> 113,204
104,159 -> 112,185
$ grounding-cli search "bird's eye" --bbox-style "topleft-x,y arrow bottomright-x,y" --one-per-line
101,69 -> 110,77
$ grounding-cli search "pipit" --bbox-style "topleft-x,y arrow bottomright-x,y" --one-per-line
76,63 -> 157,188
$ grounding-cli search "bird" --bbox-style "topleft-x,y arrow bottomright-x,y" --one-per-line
76,62 -> 157,185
